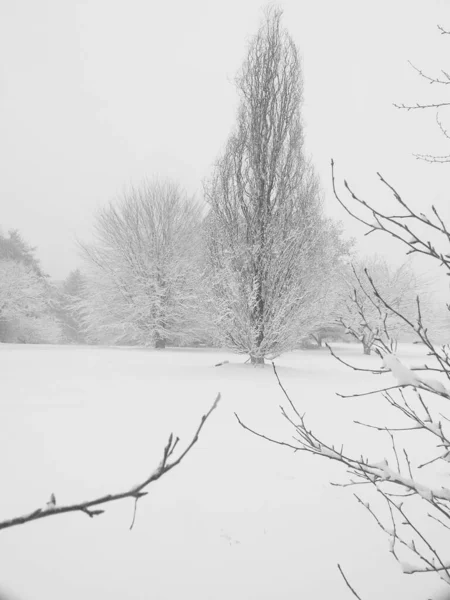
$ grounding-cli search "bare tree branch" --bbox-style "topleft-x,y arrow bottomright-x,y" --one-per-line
325,343 -> 387,373
0,394 -> 221,531
394,32 -> 450,162
237,353 -> 450,587
394,102 -> 450,111
413,153 -> 450,163
336,385 -> 405,399
337,564 -> 364,600
407,61 -> 450,86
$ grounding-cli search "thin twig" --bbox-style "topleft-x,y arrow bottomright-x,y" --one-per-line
129,496 -> 139,531
336,385 -> 404,399
337,564 -> 363,600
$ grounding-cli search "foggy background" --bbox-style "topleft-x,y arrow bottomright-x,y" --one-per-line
1,0 -> 449,282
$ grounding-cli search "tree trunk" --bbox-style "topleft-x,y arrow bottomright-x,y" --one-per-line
311,334 -> 322,348
253,267 -> 265,360
250,355 -> 265,365
362,330 -> 374,355
155,337 -> 166,349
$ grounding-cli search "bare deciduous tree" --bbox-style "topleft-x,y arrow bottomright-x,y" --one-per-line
204,7 -> 348,363
338,257 -> 426,355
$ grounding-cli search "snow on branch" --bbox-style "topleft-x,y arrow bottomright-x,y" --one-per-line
332,163 -> 450,371
236,359 -> 450,588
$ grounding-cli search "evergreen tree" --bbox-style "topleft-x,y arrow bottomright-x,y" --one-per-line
56,269 -> 86,344
0,229 -> 45,276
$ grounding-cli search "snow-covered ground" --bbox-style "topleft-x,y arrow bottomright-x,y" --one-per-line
0,343 -> 446,600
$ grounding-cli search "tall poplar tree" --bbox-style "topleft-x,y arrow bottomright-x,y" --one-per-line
205,7 -> 346,362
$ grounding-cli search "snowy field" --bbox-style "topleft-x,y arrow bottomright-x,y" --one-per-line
0,343 -> 447,600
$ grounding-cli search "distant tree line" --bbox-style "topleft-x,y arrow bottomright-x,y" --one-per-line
0,229 -> 87,345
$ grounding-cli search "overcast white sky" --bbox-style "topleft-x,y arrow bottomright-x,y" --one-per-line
1,0 -> 449,280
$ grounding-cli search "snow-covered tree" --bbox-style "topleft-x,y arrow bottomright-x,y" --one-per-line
79,180 -> 204,347
0,260 -> 60,343
0,229 -> 45,276
63,269 -> 85,297
55,269 -> 87,344
0,260 -> 46,320
306,324 -> 346,348
338,257 -> 426,354
204,7 -> 348,363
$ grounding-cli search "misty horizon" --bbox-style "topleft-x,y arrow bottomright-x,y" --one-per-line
2,0 -> 449,281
